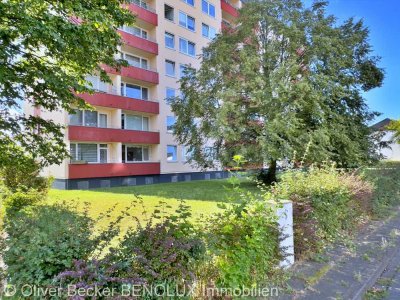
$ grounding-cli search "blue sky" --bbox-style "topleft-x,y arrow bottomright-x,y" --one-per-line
304,0 -> 400,123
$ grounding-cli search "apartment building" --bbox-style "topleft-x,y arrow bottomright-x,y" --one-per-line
25,0 -> 241,189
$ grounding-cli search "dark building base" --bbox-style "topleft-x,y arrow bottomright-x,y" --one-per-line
52,170 -> 230,190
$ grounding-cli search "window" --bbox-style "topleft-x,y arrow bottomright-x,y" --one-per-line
167,145 -> 177,162
202,23 -> 216,39
132,0 -> 148,9
182,146 -> 193,161
70,143 -> 107,163
164,4 -> 174,21
85,75 -> 110,93
122,114 -> 149,131
122,53 -> 148,69
202,0 -> 215,17
99,114 -> 107,128
122,25 -> 147,39
121,83 -> 148,100
99,144 -> 108,163
123,145 -> 149,162
165,32 -> 175,49
179,64 -> 188,78
165,60 -> 176,76
69,110 -> 83,126
179,12 -> 195,31
182,0 -> 194,6
204,146 -> 216,159
179,38 -> 195,56
69,110 -> 106,128
165,87 -> 175,104
166,116 -> 176,133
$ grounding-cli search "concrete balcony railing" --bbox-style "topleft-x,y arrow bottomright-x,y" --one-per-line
221,0 -> 239,18
68,126 -> 160,144
118,30 -> 158,55
102,65 -> 159,85
77,92 -> 159,114
68,162 -> 161,179
126,1 -> 158,26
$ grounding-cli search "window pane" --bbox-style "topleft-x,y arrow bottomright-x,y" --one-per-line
99,114 -> 107,128
78,144 -> 98,162
179,38 -> 187,53
187,16 -> 195,31
209,4 -> 215,17
127,147 -> 143,161
70,144 -> 77,160
141,59 -> 148,70
125,84 -> 142,99
179,12 -> 186,27
180,65 -> 186,78
202,0 -> 208,13
210,27 -> 216,39
187,0 -> 194,5
165,32 -> 174,48
125,115 -> 143,130
167,145 -> 177,161
143,147 -> 149,161
143,117 -> 149,131
188,42 -> 195,56
84,111 -> 98,127
166,60 -> 175,76
100,148 -> 107,163
202,23 -> 209,37
142,87 -> 149,100
69,110 -> 83,126
167,116 -> 175,132
125,54 -> 140,67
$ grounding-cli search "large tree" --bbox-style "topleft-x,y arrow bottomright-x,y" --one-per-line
0,0 -> 134,167
170,0 -> 384,182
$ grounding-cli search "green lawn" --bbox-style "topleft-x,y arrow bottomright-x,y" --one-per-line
48,179 -> 258,233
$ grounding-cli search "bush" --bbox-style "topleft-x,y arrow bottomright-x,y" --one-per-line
0,157 -> 51,193
267,164 -> 363,258
2,202 -> 120,292
2,188 -> 43,216
203,176 -> 281,289
112,201 -> 205,296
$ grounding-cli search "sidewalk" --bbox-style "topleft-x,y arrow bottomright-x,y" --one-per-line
277,207 -> 400,300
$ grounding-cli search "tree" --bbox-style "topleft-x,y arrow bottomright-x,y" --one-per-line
388,120 -> 400,143
170,0 -> 384,183
0,0 -> 135,168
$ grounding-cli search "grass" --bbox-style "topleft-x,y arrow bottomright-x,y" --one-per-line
47,179 -> 258,233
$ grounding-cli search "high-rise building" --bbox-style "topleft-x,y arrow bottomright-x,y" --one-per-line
25,0 -> 241,189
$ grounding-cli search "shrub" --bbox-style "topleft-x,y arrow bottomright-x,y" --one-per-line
266,164 -> 361,258
2,202 -> 121,292
204,176 -> 281,289
2,188 -> 43,216
112,201 -> 205,295
0,157 -> 51,193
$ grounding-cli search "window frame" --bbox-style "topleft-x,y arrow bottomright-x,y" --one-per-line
178,11 -> 195,31
70,143 -> 108,164
164,4 -> 175,22
202,0 -> 216,18
178,37 -> 196,56
165,32 -> 175,49
122,144 -> 150,162
165,59 -> 176,77
167,145 -> 178,162
121,82 -> 149,100
122,113 -> 150,131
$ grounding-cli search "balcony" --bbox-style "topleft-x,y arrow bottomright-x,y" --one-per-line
68,126 -> 160,144
69,162 -> 161,179
126,1 -> 158,26
103,65 -> 159,85
221,0 -> 239,18
77,92 -> 159,114
118,30 -> 158,55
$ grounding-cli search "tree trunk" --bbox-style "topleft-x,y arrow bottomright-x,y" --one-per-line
264,159 -> 277,184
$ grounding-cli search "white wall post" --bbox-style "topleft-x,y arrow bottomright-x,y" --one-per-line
276,200 -> 295,268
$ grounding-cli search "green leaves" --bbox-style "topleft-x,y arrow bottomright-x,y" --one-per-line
0,0 -> 135,167
171,0 -> 384,174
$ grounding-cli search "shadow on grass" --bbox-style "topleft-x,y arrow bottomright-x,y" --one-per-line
89,179 -> 260,202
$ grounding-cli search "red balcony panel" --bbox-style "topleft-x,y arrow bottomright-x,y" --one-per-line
127,3 -> 158,26
102,65 -> 159,84
221,1 -> 239,18
69,126 -> 160,144
118,30 -> 158,55
69,162 -> 160,179
122,66 -> 159,84
78,93 -> 159,114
